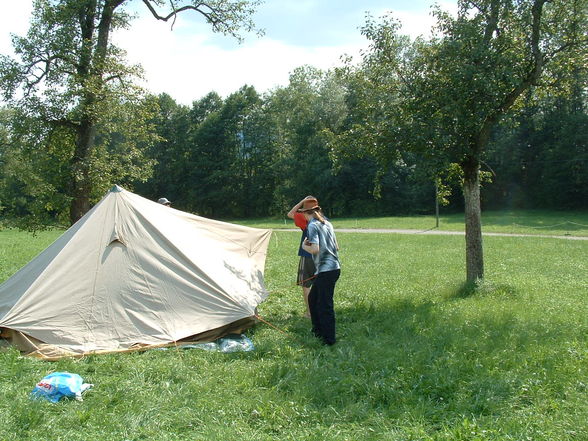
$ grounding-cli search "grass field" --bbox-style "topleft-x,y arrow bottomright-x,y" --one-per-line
235,209 -> 588,237
0,214 -> 587,440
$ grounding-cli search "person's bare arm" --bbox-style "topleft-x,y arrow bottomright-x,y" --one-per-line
302,238 -> 319,255
287,199 -> 306,219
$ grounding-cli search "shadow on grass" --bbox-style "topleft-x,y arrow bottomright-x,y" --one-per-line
445,280 -> 520,299
259,297 -> 572,428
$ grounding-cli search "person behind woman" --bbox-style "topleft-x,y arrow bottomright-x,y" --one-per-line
157,197 -> 172,206
287,196 -> 318,318
300,203 -> 340,345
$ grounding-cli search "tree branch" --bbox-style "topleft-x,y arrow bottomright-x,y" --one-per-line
23,55 -> 54,75
104,73 -> 123,83
545,37 -> 588,63
142,0 -> 231,32
482,0 -> 500,43
48,118 -> 80,130
477,0 -> 548,154
498,0 -> 547,115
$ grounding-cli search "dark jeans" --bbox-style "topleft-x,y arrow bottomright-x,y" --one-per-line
308,269 -> 340,345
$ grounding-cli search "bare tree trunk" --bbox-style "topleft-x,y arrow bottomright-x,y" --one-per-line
70,117 -> 96,223
70,170 -> 91,224
68,1 -> 118,224
463,160 -> 484,283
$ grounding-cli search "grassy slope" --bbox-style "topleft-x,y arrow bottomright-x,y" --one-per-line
0,221 -> 586,440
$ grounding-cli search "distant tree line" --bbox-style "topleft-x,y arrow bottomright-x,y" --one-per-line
1,60 -> 586,224
133,66 -> 440,220
1,1 -> 586,230
127,65 -> 588,218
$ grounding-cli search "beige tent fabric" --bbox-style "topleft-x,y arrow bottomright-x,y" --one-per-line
0,185 -> 271,358
1,317 -> 257,360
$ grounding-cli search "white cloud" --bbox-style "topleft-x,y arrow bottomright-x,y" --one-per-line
0,2 -> 33,57
368,1 -> 457,40
2,1 -> 456,105
114,14 -> 364,104
148,40 -> 362,102
397,10 -> 437,39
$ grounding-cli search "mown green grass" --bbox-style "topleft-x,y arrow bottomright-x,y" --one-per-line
0,224 -> 587,440
235,209 -> 588,237
0,229 -> 61,282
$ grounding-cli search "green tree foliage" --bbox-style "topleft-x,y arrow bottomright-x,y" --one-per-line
236,93 -> 281,217
0,108 -> 75,228
425,0 -> 586,282
266,66 -> 349,215
0,95 -> 159,229
140,87 -> 277,218
486,92 -> 588,210
0,0 -> 261,226
333,0 -> 588,282
2,1 -> 586,232
185,86 -> 265,217
327,42 -> 440,215
134,93 -> 193,206
134,67 -> 419,219
531,102 -> 588,208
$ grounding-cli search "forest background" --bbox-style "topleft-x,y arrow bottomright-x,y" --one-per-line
0,4 -> 586,437
0,1 -> 586,228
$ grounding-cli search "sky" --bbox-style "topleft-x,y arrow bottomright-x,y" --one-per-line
0,0 -> 456,105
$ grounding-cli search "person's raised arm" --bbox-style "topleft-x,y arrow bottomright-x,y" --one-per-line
287,199 -> 306,219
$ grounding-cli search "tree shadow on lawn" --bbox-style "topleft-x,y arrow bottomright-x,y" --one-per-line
263,297 -> 571,427
449,280 -> 519,299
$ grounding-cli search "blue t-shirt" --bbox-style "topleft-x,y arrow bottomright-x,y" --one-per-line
307,218 -> 340,274
298,229 -> 312,258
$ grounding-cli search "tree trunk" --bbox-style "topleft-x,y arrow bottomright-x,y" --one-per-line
68,2 -> 118,224
70,173 -> 91,224
69,118 -> 96,224
463,160 -> 484,283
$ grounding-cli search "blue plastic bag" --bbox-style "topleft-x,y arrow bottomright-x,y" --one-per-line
31,372 -> 92,403
178,334 -> 255,352
218,335 -> 254,352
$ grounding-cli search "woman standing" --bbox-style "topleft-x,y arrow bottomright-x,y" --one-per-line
300,203 -> 341,345
287,196 -> 318,318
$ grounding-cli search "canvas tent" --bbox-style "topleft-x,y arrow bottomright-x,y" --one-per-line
0,185 -> 272,359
